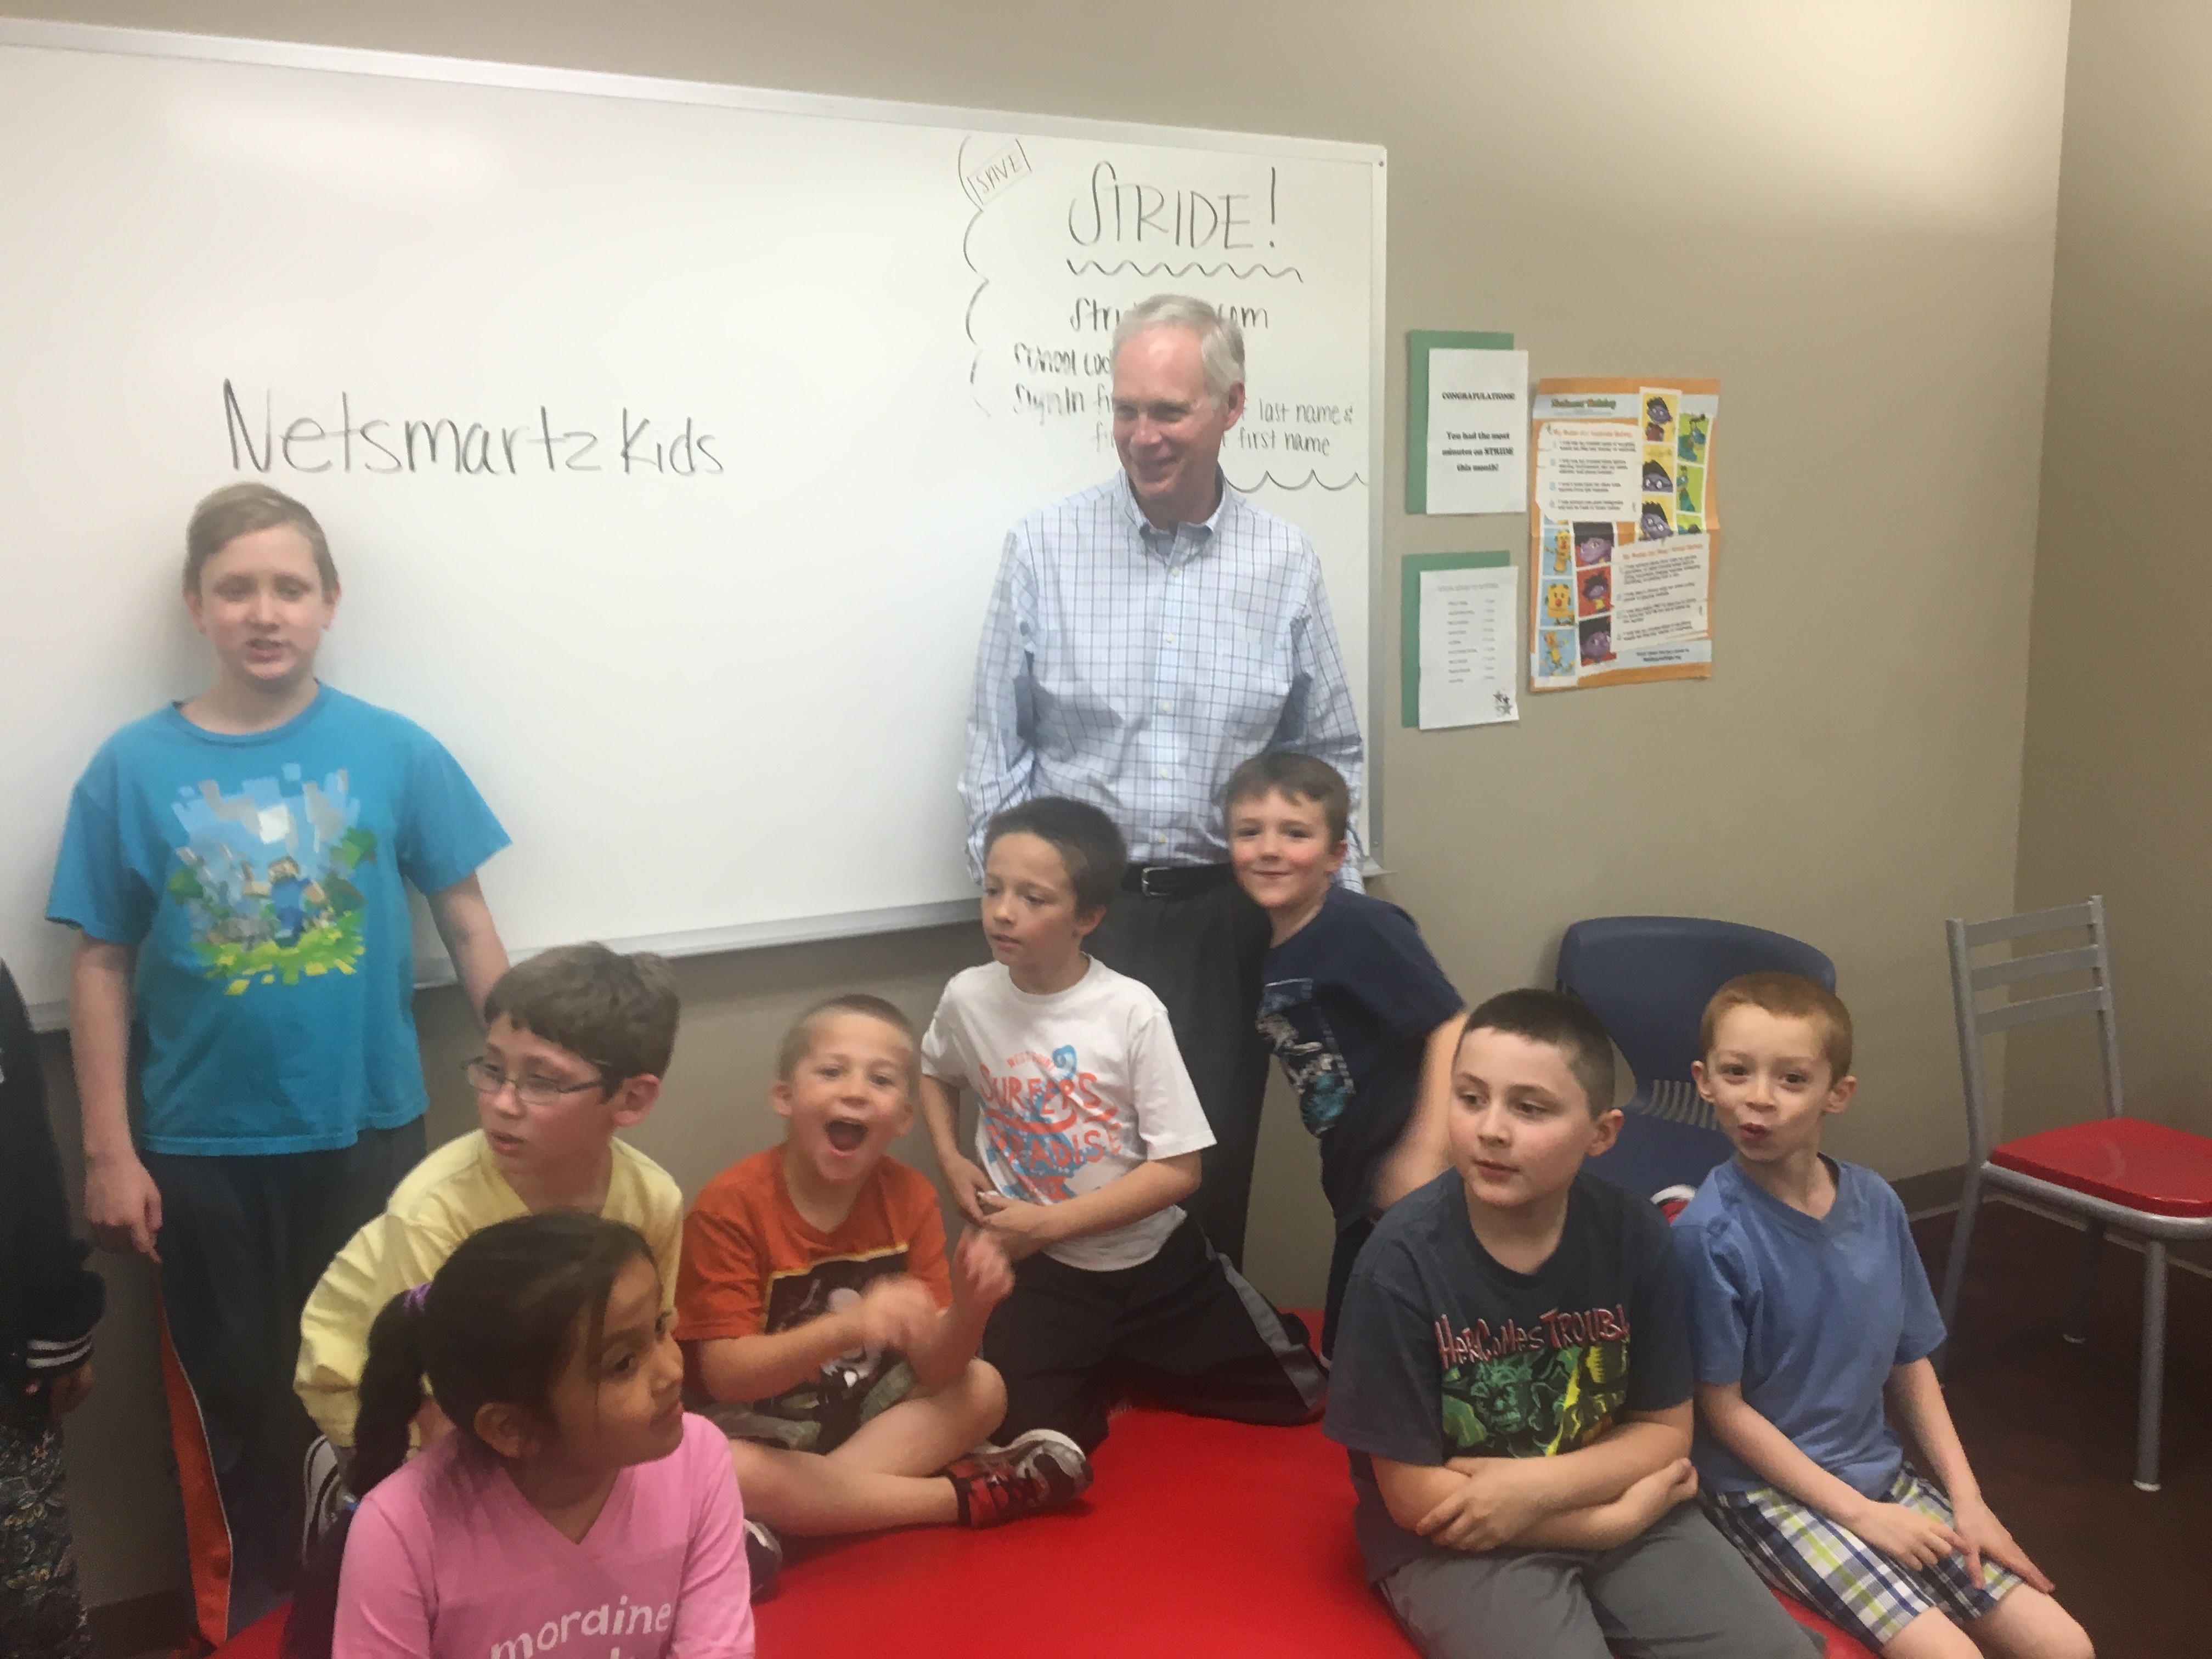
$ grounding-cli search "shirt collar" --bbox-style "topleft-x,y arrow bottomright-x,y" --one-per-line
1118,470 -> 1239,549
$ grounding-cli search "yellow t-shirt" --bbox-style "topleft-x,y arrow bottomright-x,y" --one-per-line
294,1129 -> 684,1446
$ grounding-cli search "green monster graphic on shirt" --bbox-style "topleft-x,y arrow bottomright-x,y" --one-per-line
1435,1305 -> 1631,1458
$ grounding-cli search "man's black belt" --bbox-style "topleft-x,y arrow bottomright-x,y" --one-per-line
1121,862 -> 1234,901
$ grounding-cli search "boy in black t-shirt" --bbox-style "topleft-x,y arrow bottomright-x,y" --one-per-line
1226,752 -> 1465,1356
1323,990 -> 1816,1659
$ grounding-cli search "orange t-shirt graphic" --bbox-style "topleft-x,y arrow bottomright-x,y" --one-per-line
675,1148 -> 950,1443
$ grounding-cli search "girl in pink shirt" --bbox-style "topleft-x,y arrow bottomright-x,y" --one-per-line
302,1210 -> 752,1659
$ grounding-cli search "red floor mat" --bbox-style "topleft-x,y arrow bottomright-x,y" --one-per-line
751,1401 -> 1869,1659
753,1403 -> 1403,1658
216,1318 -> 1866,1659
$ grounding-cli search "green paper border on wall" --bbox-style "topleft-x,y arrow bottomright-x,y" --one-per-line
1402,550 -> 1512,727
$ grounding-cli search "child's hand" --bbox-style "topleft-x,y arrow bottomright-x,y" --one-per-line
1950,1492 -> 2054,1592
974,1192 -> 1059,1262
38,1361 -> 95,1419
951,1229 -> 1014,1314
1417,1457 -> 1553,1551
853,1276 -> 939,1353
85,1155 -> 163,1261
939,1153 -> 996,1226
1846,1499 -> 1965,1572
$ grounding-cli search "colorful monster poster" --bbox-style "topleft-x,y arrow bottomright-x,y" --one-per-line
1527,377 -> 1719,691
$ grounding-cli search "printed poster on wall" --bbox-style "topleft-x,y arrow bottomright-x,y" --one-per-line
1527,377 -> 1718,691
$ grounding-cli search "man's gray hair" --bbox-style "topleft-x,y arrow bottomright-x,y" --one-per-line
1111,295 -> 1246,405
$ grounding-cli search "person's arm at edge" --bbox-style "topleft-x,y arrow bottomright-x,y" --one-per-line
903,1232 -> 1006,1387
976,1152 -> 1198,1256
70,933 -> 161,1260
957,535 -> 1039,882
1883,1358 -> 2054,1590
1372,1012 -> 1469,1209
4,963 -> 104,1409
329,1494 -> 434,1659
671,1423 -> 757,1659
1697,1374 -> 1972,1577
691,1304 -> 876,1406
1285,555 -> 1367,886
1374,1402 -> 1689,1553
918,1073 -> 994,1226
426,873 -> 506,1026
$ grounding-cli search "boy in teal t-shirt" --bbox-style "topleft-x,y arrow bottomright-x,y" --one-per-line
44,483 -> 510,1646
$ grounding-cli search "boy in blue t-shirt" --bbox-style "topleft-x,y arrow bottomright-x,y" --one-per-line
1675,973 -> 2090,1659
45,483 -> 510,1646
1226,752 -> 1465,1355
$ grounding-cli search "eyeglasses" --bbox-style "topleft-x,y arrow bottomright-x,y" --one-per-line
461,1057 -> 607,1109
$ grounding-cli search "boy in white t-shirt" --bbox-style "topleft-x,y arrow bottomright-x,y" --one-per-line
919,797 -> 1327,1453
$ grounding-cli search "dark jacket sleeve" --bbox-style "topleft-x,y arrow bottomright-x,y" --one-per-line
1,960 -> 104,1385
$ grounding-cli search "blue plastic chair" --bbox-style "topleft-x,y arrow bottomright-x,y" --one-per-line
1555,916 -> 1836,1204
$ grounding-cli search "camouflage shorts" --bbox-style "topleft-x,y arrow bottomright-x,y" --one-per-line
699,1359 -> 921,1455
1,1401 -> 93,1659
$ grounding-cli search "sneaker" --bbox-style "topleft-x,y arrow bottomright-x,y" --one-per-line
744,1517 -> 783,1601
945,1428 -> 1093,1527
301,1434 -> 349,1556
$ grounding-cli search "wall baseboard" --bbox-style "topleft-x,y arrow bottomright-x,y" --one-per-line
1893,1164 -> 1968,1217
87,1588 -> 193,1659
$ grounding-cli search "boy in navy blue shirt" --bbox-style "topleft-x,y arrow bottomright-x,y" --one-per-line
1675,973 -> 2090,1659
47,484 -> 511,1645
1226,752 -> 1464,1354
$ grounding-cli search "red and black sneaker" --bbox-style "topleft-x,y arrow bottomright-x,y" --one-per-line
944,1429 -> 1093,1527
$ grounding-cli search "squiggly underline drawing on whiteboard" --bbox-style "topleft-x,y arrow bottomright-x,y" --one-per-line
1225,470 -> 1368,493
1064,259 -> 1304,282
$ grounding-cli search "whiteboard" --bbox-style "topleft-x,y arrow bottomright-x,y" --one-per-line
0,22 -> 1385,1018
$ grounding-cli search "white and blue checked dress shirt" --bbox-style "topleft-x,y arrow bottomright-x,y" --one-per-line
960,473 -> 1364,881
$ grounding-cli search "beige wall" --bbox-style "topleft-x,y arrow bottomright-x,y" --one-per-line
2007,0 -> 2212,1143
16,0 -> 2073,1610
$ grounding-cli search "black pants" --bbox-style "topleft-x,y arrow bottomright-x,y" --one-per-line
1087,874 -> 1273,1267
982,1216 -> 1327,1454
143,1118 -> 424,1645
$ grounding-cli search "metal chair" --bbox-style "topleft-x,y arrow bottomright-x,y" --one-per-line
1940,895 -> 2212,1492
1556,916 -> 1836,1204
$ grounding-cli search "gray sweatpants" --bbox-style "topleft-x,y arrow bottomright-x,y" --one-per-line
1378,1506 -> 1822,1659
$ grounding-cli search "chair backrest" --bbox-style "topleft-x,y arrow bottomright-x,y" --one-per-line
1944,895 -> 2125,1163
1555,916 -> 1836,1126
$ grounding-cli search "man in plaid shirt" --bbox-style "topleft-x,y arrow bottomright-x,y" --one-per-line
960,293 -> 1363,1268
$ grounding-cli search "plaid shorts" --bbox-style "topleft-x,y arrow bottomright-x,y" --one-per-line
1703,1467 -> 2022,1650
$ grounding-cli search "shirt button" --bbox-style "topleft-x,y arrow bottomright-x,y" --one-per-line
1164,634 -> 1176,645
1158,768 -> 1171,780
1158,700 -> 1172,714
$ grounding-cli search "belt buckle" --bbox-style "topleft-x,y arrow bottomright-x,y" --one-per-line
1139,865 -> 1166,900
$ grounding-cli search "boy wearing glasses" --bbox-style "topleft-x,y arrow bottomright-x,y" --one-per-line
294,944 -> 684,1515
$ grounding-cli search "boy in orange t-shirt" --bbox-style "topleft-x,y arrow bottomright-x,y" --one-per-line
675,994 -> 1092,1591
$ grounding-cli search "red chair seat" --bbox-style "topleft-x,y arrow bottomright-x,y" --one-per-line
1990,1116 -> 2212,1218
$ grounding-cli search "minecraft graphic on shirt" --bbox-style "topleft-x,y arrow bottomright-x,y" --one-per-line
163,768 -> 375,995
